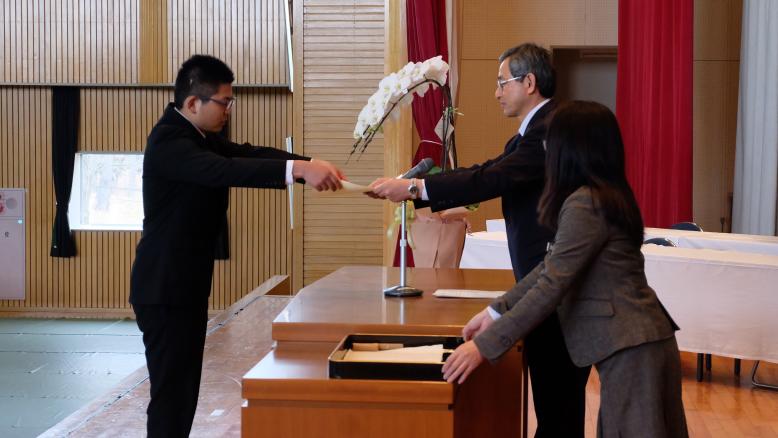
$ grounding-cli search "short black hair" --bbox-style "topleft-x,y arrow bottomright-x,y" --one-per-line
173,55 -> 235,109
499,43 -> 556,98
538,100 -> 644,248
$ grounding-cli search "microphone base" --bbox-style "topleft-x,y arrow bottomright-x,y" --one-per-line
383,285 -> 424,298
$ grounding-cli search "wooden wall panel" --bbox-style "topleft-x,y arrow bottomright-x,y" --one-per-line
139,0 -> 169,83
212,88 -> 293,308
585,0 -> 618,46
71,89 -> 169,311
0,88 -> 53,310
455,0 -> 739,235
0,0 -> 288,86
692,0 -> 743,232
0,87 -> 292,313
167,0 -> 290,85
0,0 -> 294,313
0,0 -> 139,84
300,0 -> 386,285
460,0 -> 618,62
455,60 -> 516,231
454,0 -> 618,231
382,0 -> 413,265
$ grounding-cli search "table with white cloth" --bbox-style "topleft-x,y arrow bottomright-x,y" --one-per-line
486,218 -> 778,256
460,230 -> 778,364
644,227 -> 778,256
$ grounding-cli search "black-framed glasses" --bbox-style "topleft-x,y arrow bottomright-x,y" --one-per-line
496,74 -> 527,91
199,96 -> 236,110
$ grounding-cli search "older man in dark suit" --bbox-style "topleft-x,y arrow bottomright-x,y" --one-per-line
369,43 -> 591,438
130,55 -> 345,437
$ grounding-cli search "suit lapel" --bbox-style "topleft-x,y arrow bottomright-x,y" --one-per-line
504,100 -> 556,154
504,133 -> 522,154
524,100 -> 556,134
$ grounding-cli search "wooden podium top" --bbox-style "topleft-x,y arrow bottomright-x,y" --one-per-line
272,266 -> 516,342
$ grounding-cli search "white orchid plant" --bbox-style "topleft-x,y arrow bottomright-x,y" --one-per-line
350,55 -> 457,170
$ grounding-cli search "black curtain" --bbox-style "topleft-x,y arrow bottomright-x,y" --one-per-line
50,87 -> 80,257
214,121 -> 231,260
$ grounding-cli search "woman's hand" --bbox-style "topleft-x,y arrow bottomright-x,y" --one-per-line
442,340 -> 484,384
462,307 -> 495,341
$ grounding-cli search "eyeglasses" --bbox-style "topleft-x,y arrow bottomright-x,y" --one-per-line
496,74 -> 527,91
200,96 -> 236,110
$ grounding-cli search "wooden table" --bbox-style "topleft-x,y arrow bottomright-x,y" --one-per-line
242,266 -> 525,438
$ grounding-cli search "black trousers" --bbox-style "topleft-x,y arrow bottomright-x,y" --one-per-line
525,312 -> 592,438
134,303 -> 209,438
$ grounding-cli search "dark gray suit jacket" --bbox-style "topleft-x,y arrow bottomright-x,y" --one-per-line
474,187 -> 678,367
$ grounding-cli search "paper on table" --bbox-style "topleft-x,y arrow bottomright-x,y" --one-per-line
342,344 -> 446,363
433,289 -> 505,299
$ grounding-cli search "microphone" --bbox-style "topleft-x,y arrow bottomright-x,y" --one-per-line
399,157 -> 435,179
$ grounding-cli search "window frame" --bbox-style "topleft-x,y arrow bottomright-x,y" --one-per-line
68,151 -> 144,232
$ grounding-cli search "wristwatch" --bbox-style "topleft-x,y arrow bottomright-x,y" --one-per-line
408,178 -> 419,200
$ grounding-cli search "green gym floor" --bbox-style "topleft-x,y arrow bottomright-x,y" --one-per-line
0,318 -> 145,438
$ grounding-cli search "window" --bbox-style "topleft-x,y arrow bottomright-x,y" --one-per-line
69,152 -> 144,231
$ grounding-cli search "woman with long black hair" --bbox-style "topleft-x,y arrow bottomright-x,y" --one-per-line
443,100 -> 688,437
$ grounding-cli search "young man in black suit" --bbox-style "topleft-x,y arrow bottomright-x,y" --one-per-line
130,55 -> 344,437
369,43 -> 591,437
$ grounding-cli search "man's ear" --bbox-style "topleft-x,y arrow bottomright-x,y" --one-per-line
183,95 -> 200,114
525,73 -> 538,95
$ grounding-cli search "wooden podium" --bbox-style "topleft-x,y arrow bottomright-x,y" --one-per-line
242,266 -> 526,438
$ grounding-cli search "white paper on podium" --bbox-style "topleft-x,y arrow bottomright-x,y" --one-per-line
433,289 -> 505,299
342,344 -> 446,363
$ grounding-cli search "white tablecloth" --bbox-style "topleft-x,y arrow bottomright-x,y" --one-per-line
486,219 -> 507,232
486,219 -> 778,255
460,231 -> 778,362
644,227 -> 778,256
459,231 -> 512,270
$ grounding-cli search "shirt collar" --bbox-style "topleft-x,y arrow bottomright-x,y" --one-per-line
174,107 -> 207,138
518,99 -> 551,136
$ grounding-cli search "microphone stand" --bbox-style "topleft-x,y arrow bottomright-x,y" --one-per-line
383,199 -> 423,297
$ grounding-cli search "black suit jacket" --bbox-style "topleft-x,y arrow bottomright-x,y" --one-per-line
129,103 -> 308,305
422,100 -> 556,281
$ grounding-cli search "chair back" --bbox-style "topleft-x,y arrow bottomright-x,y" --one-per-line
643,237 -> 676,247
671,222 -> 703,232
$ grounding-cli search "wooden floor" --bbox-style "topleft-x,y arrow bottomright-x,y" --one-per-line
42,294 -> 778,437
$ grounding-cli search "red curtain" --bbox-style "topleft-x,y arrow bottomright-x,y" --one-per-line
393,0 -> 449,267
616,0 -> 693,228
407,0 -> 449,168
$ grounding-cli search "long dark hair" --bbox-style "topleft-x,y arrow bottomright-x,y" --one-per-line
538,100 -> 644,247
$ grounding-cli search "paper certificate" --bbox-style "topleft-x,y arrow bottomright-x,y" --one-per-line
340,180 -> 371,193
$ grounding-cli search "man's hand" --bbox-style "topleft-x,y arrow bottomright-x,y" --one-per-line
442,340 -> 484,384
367,177 -> 419,202
462,307 -> 495,341
294,159 -> 345,191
